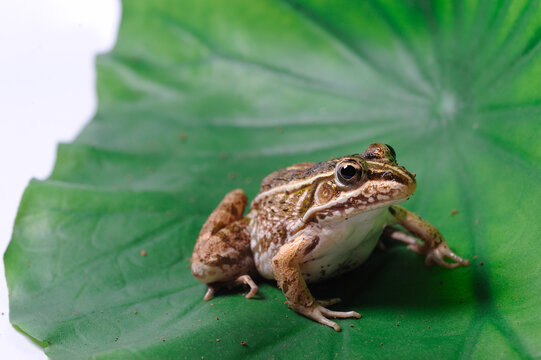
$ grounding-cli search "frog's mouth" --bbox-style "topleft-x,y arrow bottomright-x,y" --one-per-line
302,178 -> 416,224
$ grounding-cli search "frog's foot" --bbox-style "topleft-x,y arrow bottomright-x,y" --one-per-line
204,284 -> 218,301
203,275 -> 259,301
387,229 -> 469,268
425,243 -> 470,268
295,303 -> 361,332
234,274 -> 258,299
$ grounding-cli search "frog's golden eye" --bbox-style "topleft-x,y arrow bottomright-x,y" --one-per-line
336,161 -> 362,186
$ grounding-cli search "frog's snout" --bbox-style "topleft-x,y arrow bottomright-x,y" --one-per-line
402,169 -> 417,196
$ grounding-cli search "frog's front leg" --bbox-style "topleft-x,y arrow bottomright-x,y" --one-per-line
386,205 -> 469,268
272,235 -> 361,332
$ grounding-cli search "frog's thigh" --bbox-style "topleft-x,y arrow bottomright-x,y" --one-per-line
197,189 -> 247,242
191,220 -> 255,283
192,188 -> 249,280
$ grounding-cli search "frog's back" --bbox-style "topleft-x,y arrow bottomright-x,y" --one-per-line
261,160 -> 344,190
259,162 -> 314,192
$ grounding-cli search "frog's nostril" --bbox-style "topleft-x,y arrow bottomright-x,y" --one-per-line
382,171 -> 394,180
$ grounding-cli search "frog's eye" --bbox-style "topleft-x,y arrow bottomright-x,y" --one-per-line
363,143 -> 397,163
336,161 -> 362,185
385,144 -> 396,160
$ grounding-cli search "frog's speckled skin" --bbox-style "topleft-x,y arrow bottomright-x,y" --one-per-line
191,143 -> 469,331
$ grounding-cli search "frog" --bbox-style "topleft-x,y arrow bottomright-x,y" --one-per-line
191,143 -> 469,331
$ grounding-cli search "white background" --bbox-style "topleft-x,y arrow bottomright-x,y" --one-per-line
0,1 -> 121,358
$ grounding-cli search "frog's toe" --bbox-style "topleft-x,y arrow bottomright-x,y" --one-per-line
318,305 -> 361,320
312,305 -> 361,332
234,274 -> 258,299
316,316 -> 342,332
426,244 -> 470,268
204,284 -> 218,301
407,242 -> 428,255
304,307 -> 341,331
294,303 -> 360,331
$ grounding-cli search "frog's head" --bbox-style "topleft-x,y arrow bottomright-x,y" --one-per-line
304,143 -> 417,223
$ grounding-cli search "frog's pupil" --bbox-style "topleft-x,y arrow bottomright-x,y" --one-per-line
340,165 -> 357,179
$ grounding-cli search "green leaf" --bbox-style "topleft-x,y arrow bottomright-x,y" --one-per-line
5,0 -> 541,358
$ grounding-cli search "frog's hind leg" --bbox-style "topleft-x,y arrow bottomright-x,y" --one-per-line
191,189 -> 258,300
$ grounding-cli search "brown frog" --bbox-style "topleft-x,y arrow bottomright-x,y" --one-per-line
191,143 -> 469,331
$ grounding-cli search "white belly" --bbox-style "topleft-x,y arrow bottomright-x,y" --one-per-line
299,207 -> 388,283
